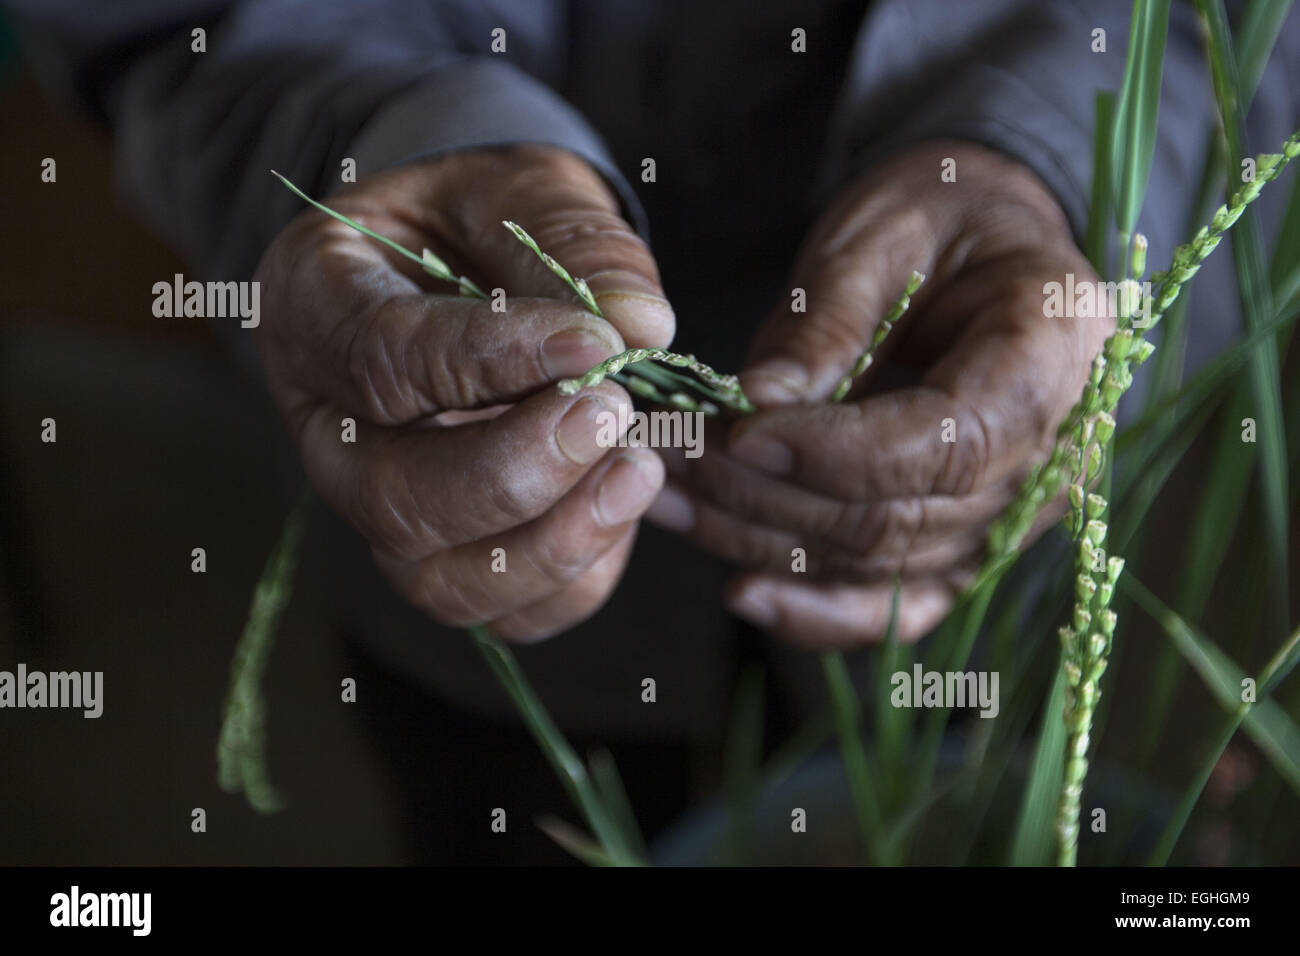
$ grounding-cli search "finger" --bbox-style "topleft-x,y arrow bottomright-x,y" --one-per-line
489,526 -> 639,642
725,571 -> 972,648
648,480 -> 986,580
658,440 -> 1020,553
738,187 -> 942,406
259,215 -> 628,424
462,147 -> 676,348
723,386 -> 998,499
373,449 -> 663,626
726,294 -> 1090,501
299,379 -> 634,561
737,140 -> 1081,408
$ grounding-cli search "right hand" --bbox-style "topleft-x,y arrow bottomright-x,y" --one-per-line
253,146 -> 675,641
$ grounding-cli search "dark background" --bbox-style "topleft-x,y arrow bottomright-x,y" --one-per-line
2,16 -> 1296,866
0,40 -> 412,862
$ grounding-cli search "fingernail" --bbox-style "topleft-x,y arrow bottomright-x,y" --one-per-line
587,270 -> 676,344
740,359 -> 808,405
645,482 -> 695,533
729,581 -> 779,627
730,430 -> 794,477
596,451 -> 664,526
556,395 -> 617,465
541,328 -> 618,380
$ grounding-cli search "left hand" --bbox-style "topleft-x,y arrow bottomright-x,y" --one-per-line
648,140 -> 1114,648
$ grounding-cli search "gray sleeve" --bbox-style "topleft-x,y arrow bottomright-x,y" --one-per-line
820,0 -> 1222,269
3,0 -> 642,281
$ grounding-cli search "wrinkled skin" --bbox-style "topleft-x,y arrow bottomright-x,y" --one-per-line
255,139 -> 1110,649
647,140 -> 1114,648
254,145 -> 675,641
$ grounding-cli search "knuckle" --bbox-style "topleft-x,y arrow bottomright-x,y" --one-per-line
484,460 -> 551,530
529,208 -> 653,272
413,559 -> 493,628
420,318 -> 486,411
805,301 -> 867,362
525,525 -> 599,592
844,498 -> 925,561
937,399 -> 991,495
347,302 -> 419,423
357,450 -> 439,559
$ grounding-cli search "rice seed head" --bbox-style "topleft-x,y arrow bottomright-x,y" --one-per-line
1084,519 -> 1107,546
421,247 -> 452,279
557,347 -> 755,414
1130,233 -> 1148,278
832,272 -> 926,403
503,220 -> 604,317
1068,484 -> 1085,512
1094,411 -> 1117,447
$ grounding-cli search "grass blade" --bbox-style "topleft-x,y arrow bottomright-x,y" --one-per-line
216,489 -> 310,814
913,576 -> 999,797
872,580 -> 906,802
271,171 -> 488,299
1117,293 -> 1300,454
1008,664 -> 1068,866
588,747 -> 648,858
470,626 -> 643,866
821,652 -> 884,862
1085,91 -> 1116,273
1235,0 -> 1295,102
1124,575 -> 1300,862
537,815 -> 616,867
1111,0 -> 1172,241
1271,173 -> 1300,332
1196,0 -> 1290,632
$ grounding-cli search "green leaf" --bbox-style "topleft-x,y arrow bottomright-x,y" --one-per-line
270,170 -> 488,299
1271,173 -> 1300,337
470,627 -> 643,866
588,748 -> 648,858
913,576 -> 999,801
1195,0 -> 1290,633
821,651 -> 884,861
1173,398 -> 1255,623
1235,0 -> 1295,103
1117,294 -> 1300,454
1085,91 -> 1116,273
536,816 -> 616,867
1009,664 -> 1068,866
1123,575 -> 1300,863
216,488 -> 311,814
873,579 -> 905,796
1110,0 -> 1172,239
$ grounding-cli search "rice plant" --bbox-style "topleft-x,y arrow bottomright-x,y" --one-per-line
221,0 -> 1300,867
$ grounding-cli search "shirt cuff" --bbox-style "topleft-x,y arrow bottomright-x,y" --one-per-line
339,57 -> 648,237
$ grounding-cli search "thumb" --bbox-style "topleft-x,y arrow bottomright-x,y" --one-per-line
478,148 -> 675,349
739,197 -> 941,407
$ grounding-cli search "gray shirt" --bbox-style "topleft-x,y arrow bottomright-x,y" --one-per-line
6,0 -> 1298,737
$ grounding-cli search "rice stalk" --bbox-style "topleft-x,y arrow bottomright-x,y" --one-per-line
215,488 -> 310,813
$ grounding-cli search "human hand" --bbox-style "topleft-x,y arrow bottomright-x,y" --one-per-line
254,145 -> 674,640
650,141 -> 1112,647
